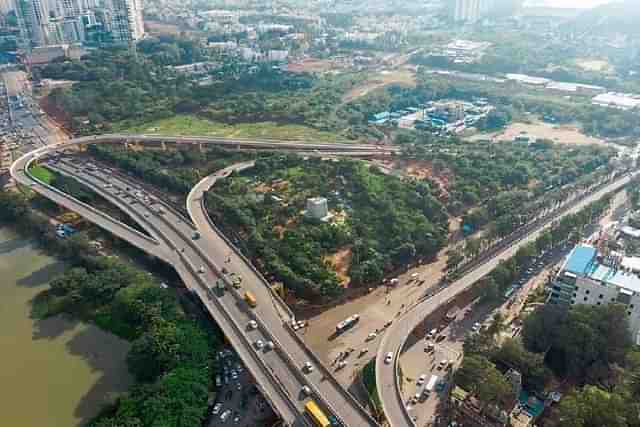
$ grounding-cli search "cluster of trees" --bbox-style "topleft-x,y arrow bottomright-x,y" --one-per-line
0,189 -> 220,427
38,43 -> 369,139
466,196 -> 612,301
459,302 -> 640,426
403,136 -> 614,238
88,144 -> 251,197
206,156 -> 448,300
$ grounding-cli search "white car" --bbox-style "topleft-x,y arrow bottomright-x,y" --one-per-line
247,320 -> 258,330
301,385 -> 312,395
220,409 -> 232,422
417,374 -> 427,386
198,266 -> 205,274
212,403 -> 222,415
255,340 -> 264,350
303,362 -> 314,373
385,352 -> 394,364
366,332 -> 377,341
471,322 -> 481,333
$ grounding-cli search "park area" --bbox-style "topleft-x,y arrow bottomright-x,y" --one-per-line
205,156 -> 449,302
122,115 -> 344,142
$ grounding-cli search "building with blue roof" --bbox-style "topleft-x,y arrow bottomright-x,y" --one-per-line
550,244 -> 640,344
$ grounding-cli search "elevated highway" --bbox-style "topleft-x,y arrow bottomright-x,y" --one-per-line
11,135 -> 383,427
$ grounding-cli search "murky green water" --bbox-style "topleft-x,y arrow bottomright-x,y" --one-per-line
0,228 -> 132,426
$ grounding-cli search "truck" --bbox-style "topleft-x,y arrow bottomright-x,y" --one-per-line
424,374 -> 439,397
244,291 -> 257,308
335,314 -> 360,334
305,400 -> 331,427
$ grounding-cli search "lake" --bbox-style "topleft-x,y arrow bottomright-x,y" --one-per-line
0,227 -> 132,426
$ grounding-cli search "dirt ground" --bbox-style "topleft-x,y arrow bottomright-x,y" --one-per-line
342,68 -> 417,103
287,59 -> 337,74
469,120 -> 607,146
574,58 -> 614,74
323,247 -> 353,286
145,21 -> 183,36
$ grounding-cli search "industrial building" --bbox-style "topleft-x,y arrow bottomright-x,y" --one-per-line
549,244 -> 640,344
305,197 -> 332,221
592,92 -> 640,111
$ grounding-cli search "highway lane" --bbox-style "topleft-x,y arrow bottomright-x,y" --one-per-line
12,135 -> 387,427
10,153 -> 175,265
45,159 -> 309,425
376,172 -> 636,427
188,163 -> 380,427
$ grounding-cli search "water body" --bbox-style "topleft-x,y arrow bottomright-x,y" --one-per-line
0,227 -> 132,427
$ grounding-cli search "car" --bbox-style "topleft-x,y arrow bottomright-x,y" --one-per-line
385,352 -> 394,364
303,362 -> 314,373
471,322 -> 481,333
254,340 -> 264,350
265,341 -> 275,351
384,320 -> 393,328
192,231 -> 201,240
417,374 -> 427,386
212,403 -> 223,415
366,332 -> 377,341
233,414 -> 241,423
436,334 -> 447,342
198,266 -> 205,274
220,409 -> 232,422
424,343 -> 435,353
337,361 -> 348,369
231,370 -> 238,380
437,359 -> 448,370
247,320 -> 258,330
301,385 -> 312,395
236,382 -> 242,391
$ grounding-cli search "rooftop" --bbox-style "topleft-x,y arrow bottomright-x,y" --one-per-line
563,244 -> 640,294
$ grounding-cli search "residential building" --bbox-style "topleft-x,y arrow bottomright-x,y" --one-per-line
453,0 -> 482,23
549,244 -> 640,344
108,0 -> 144,42
17,0 -> 51,46
0,0 -> 14,14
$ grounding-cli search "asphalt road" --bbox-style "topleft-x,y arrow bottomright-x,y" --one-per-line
11,136 -> 383,427
376,171 -> 636,427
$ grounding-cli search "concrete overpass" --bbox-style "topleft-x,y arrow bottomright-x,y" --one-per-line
11,134 -> 384,427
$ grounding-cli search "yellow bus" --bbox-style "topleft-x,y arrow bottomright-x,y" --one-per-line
305,400 -> 330,427
244,291 -> 257,308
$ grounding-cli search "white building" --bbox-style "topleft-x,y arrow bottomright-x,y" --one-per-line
305,197 -> 330,221
592,92 -> 640,111
549,244 -> 640,344
108,0 -> 144,42
453,0 -> 495,23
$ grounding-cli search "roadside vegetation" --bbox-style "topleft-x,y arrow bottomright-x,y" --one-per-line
36,42 -> 375,141
0,188 -> 223,427
87,144 -> 253,202
452,195 -> 640,425
206,155 -> 449,300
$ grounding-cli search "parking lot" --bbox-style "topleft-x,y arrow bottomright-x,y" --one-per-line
205,347 -> 276,427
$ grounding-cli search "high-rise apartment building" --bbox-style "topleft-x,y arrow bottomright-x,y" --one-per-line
453,0 -> 482,23
18,0 -> 143,47
17,0 -> 51,46
109,0 -> 143,42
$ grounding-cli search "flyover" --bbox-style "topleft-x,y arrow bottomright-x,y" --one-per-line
375,171 -> 636,427
11,134 -> 386,427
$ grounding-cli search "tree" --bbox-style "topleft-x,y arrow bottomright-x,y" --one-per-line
555,386 -> 632,427
455,355 -> 513,409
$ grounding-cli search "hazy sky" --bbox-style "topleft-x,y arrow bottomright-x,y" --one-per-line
525,0 -> 617,8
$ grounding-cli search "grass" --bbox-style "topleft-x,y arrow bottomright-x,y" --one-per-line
362,359 -> 384,420
120,115 -> 346,143
29,164 -> 53,184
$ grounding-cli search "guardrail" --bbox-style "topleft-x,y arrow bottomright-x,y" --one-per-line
40,162 -> 304,425
193,166 -> 379,427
